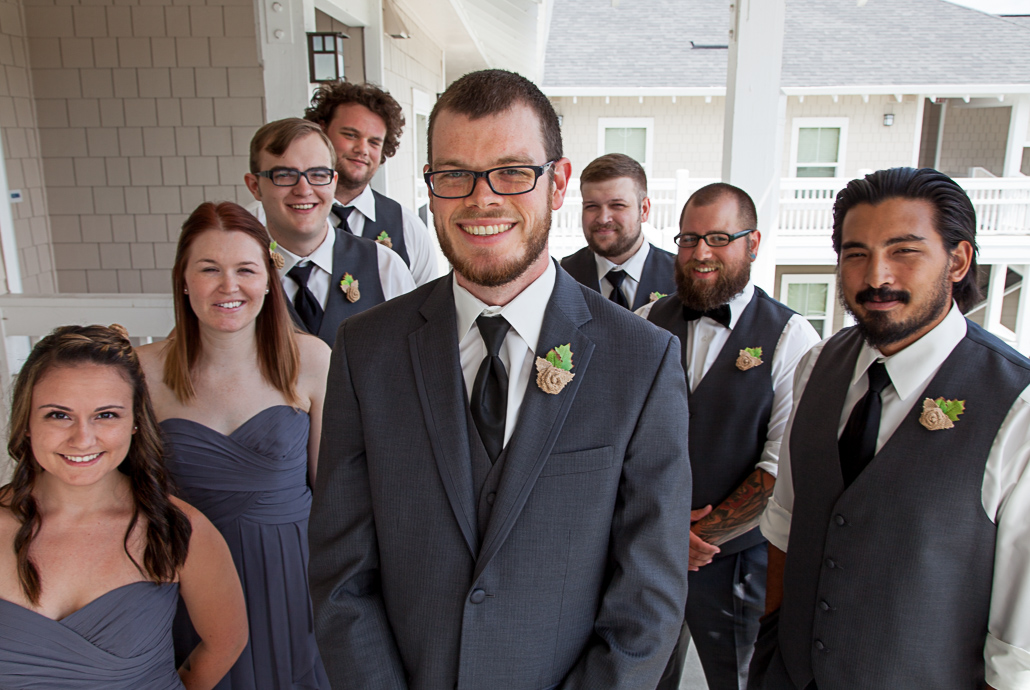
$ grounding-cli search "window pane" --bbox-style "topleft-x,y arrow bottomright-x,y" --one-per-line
604,127 -> 647,164
786,282 -> 828,318
314,53 -> 336,81
796,165 -> 836,177
797,127 -> 840,164
819,128 -> 840,163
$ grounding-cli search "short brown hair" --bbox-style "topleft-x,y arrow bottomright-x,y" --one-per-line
165,202 -> 300,406
427,69 -> 562,166
249,118 -> 336,173
305,81 -> 405,162
580,154 -> 648,200
681,182 -> 758,231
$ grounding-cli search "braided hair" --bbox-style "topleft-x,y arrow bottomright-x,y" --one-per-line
2,324 -> 191,604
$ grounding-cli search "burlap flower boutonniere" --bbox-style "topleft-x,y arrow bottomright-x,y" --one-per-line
736,347 -> 763,371
340,273 -> 361,303
375,231 -> 393,249
919,397 -> 965,430
536,343 -> 575,394
649,291 -> 667,303
269,241 -> 285,270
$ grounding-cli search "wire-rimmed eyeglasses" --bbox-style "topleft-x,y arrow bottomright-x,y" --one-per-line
255,167 -> 336,187
424,161 -> 557,199
673,228 -> 756,248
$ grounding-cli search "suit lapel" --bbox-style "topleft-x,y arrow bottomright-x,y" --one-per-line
409,275 -> 479,557
632,243 -> 658,311
474,268 -> 595,582
319,226 -> 348,343
562,248 -> 601,293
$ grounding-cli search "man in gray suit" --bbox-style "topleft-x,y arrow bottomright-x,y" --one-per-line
308,69 -> 693,689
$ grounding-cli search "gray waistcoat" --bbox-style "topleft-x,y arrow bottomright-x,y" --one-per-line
363,190 -> 409,267
467,406 -> 509,540
779,322 -> 1030,690
648,288 -> 794,555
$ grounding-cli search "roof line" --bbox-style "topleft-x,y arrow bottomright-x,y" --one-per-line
543,84 -> 1030,98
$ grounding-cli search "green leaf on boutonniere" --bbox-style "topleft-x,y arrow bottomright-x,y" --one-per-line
745,346 -> 762,358
376,231 -> 390,242
934,397 -> 965,422
545,343 -> 574,371
340,273 -> 355,287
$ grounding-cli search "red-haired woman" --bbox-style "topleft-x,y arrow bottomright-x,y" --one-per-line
138,201 -> 331,689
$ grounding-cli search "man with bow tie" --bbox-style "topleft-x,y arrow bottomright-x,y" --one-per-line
640,182 -> 818,690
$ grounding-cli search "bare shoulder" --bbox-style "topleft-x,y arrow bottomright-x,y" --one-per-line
169,495 -> 219,551
135,340 -> 170,380
294,332 -> 331,377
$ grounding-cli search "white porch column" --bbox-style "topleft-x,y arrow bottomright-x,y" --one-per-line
1003,95 -> 1030,178
256,0 -> 317,122
722,0 -> 787,293
985,263 -> 1007,332
1015,265 -> 1030,356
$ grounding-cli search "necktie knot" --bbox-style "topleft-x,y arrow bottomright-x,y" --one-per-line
606,270 -> 626,289
287,262 -> 315,287
866,361 -> 890,395
331,204 -> 353,228
476,315 -> 511,357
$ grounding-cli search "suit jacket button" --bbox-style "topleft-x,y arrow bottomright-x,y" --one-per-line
835,514 -> 846,526
824,558 -> 836,569
819,600 -> 831,611
470,589 -> 486,604
814,640 -> 826,651
486,492 -> 496,505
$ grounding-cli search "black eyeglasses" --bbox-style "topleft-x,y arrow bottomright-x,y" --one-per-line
255,167 -> 336,187
424,161 -> 557,199
673,228 -> 756,248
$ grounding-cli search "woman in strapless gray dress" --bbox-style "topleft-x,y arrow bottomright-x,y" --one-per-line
0,324 -> 247,689
138,201 -> 332,689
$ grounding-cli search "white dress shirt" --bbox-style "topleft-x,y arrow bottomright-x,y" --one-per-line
454,260 -> 557,448
637,284 -> 820,476
760,304 -> 1030,689
275,220 -> 414,307
332,186 -> 439,287
593,240 -> 651,307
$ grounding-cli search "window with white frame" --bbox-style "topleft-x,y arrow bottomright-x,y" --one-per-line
598,118 -> 654,178
780,274 -> 836,338
790,118 -> 848,178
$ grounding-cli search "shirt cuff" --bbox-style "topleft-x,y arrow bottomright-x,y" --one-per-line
986,633 -> 1030,690
759,496 -> 791,552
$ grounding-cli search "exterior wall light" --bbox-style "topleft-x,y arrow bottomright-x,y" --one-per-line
883,113 -> 895,126
307,32 -> 348,83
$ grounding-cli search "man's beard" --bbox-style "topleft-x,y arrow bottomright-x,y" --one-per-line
335,160 -> 376,192
843,263 -> 952,350
674,254 -> 751,312
585,221 -> 642,260
436,207 -> 551,288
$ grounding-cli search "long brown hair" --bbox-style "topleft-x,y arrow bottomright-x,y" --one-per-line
165,201 -> 300,404
2,325 -> 192,604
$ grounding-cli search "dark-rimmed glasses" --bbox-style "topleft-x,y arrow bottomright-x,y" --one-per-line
424,161 -> 557,199
255,167 -> 336,187
673,228 -> 756,248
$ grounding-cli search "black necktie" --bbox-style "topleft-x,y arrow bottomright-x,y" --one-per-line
471,315 -> 511,463
287,262 -> 323,334
838,361 -> 891,487
330,204 -> 353,230
606,270 -> 630,309
683,304 -> 731,328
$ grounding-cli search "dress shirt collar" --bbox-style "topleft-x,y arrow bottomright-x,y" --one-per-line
723,282 -> 755,330
453,259 -> 557,354
593,239 -> 650,284
274,220 -> 336,277
337,184 -> 376,221
850,302 -> 967,402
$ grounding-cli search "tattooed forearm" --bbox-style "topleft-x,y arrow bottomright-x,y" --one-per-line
693,468 -> 775,546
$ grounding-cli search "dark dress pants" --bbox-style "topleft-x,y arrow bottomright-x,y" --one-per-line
658,541 -> 768,690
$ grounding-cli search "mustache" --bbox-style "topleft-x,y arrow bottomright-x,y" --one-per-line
682,259 -> 724,271
451,210 -> 515,223
855,286 -> 910,305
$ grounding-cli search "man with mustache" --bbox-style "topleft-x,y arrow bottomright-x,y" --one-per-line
300,81 -> 438,286
560,154 -> 675,309
750,167 -> 1030,690
639,183 -> 818,690
308,69 -> 693,689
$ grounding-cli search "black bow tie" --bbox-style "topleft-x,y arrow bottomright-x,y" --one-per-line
682,304 -> 731,328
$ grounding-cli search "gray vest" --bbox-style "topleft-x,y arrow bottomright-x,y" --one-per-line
363,190 -> 409,267
285,226 -> 385,348
779,322 -> 1030,690
467,406 -> 508,542
648,288 -> 794,555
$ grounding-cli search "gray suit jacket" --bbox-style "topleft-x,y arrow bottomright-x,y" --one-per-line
309,264 -> 693,690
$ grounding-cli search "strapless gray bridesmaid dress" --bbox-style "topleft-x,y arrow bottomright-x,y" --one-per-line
161,405 -> 328,690
0,581 -> 183,689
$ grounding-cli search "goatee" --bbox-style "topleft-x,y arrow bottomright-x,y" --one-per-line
436,207 -> 551,288
675,257 -> 750,312
843,264 -> 952,350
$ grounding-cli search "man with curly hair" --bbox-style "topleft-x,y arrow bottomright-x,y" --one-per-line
305,81 -> 438,286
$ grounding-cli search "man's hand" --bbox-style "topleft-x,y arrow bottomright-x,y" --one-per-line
689,505 -> 720,570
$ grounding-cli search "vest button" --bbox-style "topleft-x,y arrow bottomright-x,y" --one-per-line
835,514 -> 846,526
819,600 -> 831,611
486,492 -> 496,505
814,640 -> 826,651
824,558 -> 836,569
469,589 -> 487,604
